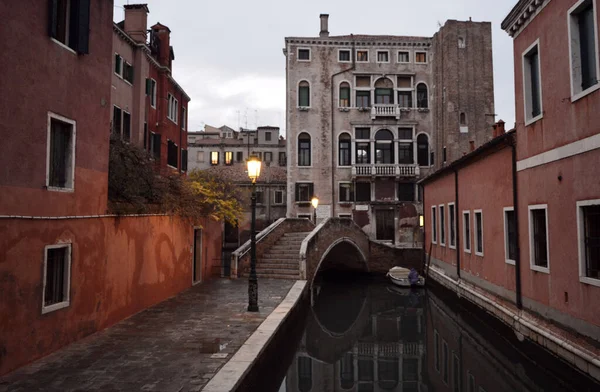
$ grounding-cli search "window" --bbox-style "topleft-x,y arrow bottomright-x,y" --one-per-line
463,211 -> 471,252
298,133 -> 311,166
48,0 -> 90,54
355,182 -> 371,202
356,91 -> 370,108
112,106 -> 122,136
42,244 -> 72,314
578,200 -> 600,284
416,83 -> 428,108
375,129 -> 394,164
398,51 -> 410,63
123,62 -> 134,84
339,49 -> 351,62
398,91 -> 413,108
357,50 -> 368,62
339,183 -> 354,203
236,151 -> 244,163
449,203 -> 456,249
210,151 -> 219,165
569,0 -> 599,99
47,113 -> 75,190
434,330 -> 440,372
295,183 -> 314,202
377,51 -> 389,63
398,183 -> 414,202
167,140 -> 178,168
339,213 -> 352,219
197,151 -> 205,162
374,78 -> 394,104
255,190 -> 264,205
474,210 -> 484,256
298,81 -> 310,107
432,206 -> 437,244
122,111 -> 131,142
460,112 -> 467,126
339,134 -> 351,166
440,205 -> 446,246
114,54 -> 123,76
398,127 -> 412,140
181,149 -> 188,172
529,205 -> 549,272
148,79 -> 157,108
253,151 -> 262,160
398,143 -> 413,164
182,107 -> 187,131
416,52 -> 427,63
167,93 -> 178,123
459,37 -> 466,48
356,142 -> 370,164
265,131 -> 272,141
339,82 -> 351,107
504,207 -> 517,264
264,152 -> 272,163
279,152 -> 286,166
144,123 -> 148,149
442,341 -> 449,384
274,190 -> 284,205
298,48 -> 310,61
151,133 -> 161,159
225,151 -> 233,165
523,41 -> 542,123
355,127 -> 370,140
298,214 -> 312,220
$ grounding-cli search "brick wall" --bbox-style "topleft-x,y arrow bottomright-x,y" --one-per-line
368,241 -> 424,274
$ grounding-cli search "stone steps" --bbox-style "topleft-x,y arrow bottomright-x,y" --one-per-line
262,254 -> 298,261
243,232 -> 311,280
241,272 -> 300,279
258,262 -> 298,269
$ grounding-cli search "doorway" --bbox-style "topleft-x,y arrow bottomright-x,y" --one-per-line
193,228 -> 202,284
376,209 -> 395,242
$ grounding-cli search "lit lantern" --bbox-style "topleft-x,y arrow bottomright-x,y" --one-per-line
311,196 -> 319,210
247,155 -> 262,183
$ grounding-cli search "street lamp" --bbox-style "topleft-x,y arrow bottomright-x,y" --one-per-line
311,196 -> 319,224
247,155 -> 262,312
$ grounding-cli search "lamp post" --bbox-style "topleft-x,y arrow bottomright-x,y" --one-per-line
311,196 -> 319,224
247,155 -> 262,312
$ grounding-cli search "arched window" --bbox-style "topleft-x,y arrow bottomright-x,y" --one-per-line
298,356 -> 312,392
298,132 -> 311,166
375,78 -> 394,104
340,353 -> 354,389
339,133 -> 351,166
460,112 -> 467,125
299,81 -> 310,107
375,129 -> 394,164
417,134 -> 429,166
416,83 -> 428,109
339,82 -> 350,107
378,358 -> 399,390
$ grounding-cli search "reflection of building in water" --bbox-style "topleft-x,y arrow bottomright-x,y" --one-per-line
285,285 -> 426,392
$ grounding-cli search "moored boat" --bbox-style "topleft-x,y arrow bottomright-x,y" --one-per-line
386,266 -> 425,287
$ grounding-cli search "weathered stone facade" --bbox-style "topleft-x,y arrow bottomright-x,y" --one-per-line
284,15 -> 495,247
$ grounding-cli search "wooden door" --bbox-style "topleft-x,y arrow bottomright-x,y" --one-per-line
376,209 -> 395,242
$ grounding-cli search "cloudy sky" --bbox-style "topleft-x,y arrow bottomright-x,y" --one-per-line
115,0 -> 517,135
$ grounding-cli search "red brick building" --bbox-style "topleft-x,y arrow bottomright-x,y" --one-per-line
420,0 -> 600,375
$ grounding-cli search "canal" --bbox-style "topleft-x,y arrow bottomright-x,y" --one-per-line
256,274 -> 600,392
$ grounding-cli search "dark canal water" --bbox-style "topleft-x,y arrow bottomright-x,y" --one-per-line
266,275 -> 600,392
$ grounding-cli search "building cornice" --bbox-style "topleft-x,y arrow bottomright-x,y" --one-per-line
501,0 -> 551,38
113,23 -> 139,48
285,37 -> 432,48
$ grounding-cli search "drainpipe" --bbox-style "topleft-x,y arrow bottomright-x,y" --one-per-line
330,35 -> 356,217
454,169 -> 460,278
511,136 -> 523,309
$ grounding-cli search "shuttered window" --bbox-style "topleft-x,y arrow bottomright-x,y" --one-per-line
151,133 -> 161,159
49,119 -> 73,188
295,183 -> 314,202
122,112 -> 131,142
298,81 -> 310,107
48,0 -> 90,54
167,140 -> 178,168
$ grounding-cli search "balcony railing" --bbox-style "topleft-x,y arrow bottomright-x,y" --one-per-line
371,104 -> 400,119
352,164 -> 420,177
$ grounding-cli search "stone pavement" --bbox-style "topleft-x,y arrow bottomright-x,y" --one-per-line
0,279 -> 296,392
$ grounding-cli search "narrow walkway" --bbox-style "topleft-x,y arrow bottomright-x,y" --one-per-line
0,279 -> 295,392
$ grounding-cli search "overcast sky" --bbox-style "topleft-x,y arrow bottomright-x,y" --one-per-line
115,0 -> 517,135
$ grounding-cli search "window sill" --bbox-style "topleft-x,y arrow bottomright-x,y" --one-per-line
338,107 -> 351,112
298,165 -> 312,168
51,38 -> 77,55
298,107 -> 310,111
295,201 -> 311,205
579,276 -> 600,288
124,80 -> 133,86
46,186 -> 74,193
464,248 -> 471,254
530,265 -> 549,274
506,259 -> 516,265
167,164 -> 178,170
440,243 -> 446,247
449,244 -> 456,250
42,301 -> 70,314
114,72 -> 123,79
338,201 -> 353,205
167,118 -> 178,125
571,83 -> 600,103
475,251 -> 484,257
525,113 -> 543,127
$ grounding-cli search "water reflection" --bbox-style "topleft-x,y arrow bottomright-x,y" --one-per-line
279,278 -> 600,392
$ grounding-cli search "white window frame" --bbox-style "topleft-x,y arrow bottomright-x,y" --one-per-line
297,131 -> 312,167
376,50 -> 390,63
398,50 -> 411,64
474,209 -> 484,257
114,53 -> 123,78
448,202 -> 456,249
297,47 -> 311,62
356,49 -> 369,63
415,51 -> 428,64
338,49 -> 351,63
504,207 -> 516,265
432,206 -> 438,244
150,79 -> 157,108
522,39 -> 543,126
46,112 -> 76,192
463,210 -> 471,253
568,0 -> 600,102
528,204 -> 550,273
274,190 -> 285,205
297,80 -> 311,109
182,106 -> 187,131
577,199 -> 600,286
42,243 -> 72,314
338,181 -> 354,203
439,204 -> 446,247
123,61 -> 133,85
167,93 -> 178,124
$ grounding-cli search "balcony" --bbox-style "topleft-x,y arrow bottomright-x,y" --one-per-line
352,164 -> 420,177
371,104 -> 400,120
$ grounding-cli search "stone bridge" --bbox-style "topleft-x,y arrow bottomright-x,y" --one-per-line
231,218 -> 423,284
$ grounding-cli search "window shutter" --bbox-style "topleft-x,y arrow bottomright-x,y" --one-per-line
72,0 -> 90,54
309,183 -> 314,200
181,150 -> 188,171
295,183 -> 300,202
48,0 -> 58,38
146,79 -> 151,95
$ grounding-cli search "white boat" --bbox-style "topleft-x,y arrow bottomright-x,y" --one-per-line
386,267 -> 425,288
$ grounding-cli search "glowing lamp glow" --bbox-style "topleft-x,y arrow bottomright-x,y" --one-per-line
419,214 -> 424,227
247,155 -> 262,183
311,196 -> 319,209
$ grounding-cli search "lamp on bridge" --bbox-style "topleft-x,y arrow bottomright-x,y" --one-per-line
247,155 -> 262,312
311,196 -> 319,224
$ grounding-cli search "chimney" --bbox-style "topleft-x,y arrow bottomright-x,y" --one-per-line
320,14 -> 329,37
123,4 -> 149,43
151,23 -> 172,68
469,141 -> 475,152
497,119 -> 506,134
